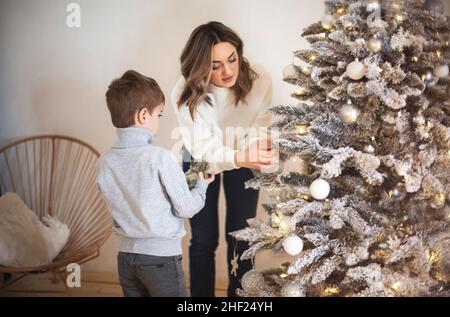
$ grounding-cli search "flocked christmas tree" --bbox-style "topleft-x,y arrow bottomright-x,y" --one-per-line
231,0 -> 450,297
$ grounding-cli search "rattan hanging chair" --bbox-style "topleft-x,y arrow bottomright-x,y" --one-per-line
0,135 -> 112,288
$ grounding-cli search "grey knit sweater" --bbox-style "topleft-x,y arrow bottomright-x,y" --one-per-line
96,127 -> 208,256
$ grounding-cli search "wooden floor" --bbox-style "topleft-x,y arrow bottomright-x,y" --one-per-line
0,272 -> 227,297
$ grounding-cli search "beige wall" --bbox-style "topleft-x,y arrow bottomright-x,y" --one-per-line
2,0 -> 450,288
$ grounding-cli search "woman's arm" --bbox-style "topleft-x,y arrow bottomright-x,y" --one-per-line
172,81 -> 238,173
234,67 -> 278,171
172,76 -> 277,173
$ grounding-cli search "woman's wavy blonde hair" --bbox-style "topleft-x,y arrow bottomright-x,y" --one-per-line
177,21 -> 257,119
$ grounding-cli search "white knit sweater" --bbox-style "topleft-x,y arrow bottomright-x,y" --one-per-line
171,63 -> 273,173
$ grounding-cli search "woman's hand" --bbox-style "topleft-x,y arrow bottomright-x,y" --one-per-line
198,172 -> 216,184
234,138 -> 279,171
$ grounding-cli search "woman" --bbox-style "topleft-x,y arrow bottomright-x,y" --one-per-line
171,21 -> 277,297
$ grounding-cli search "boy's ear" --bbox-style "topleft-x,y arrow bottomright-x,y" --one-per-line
136,107 -> 149,125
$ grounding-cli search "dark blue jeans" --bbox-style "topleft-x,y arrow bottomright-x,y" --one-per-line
117,252 -> 187,297
183,157 -> 259,297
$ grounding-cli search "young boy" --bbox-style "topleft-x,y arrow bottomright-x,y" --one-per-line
97,70 -> 214,297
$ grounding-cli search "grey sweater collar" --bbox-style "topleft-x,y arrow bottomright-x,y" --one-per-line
113,127 -> 153,149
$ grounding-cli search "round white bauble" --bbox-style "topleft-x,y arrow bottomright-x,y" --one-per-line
280,282 -> 306,297
346,59 -> 366,80
309,178 -> 331,200
241,270 -> 265,292
363,144 -> 376,154
422,70 -> 434,83
365,0 -> 380,12
321,14 -> 335,30
433,64 -> 449,78
282,234 -> 304,256
368,37 -> 383,53
339,104 -> 360,124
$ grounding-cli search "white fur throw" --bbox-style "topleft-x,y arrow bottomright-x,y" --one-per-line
0,192 -> 70,267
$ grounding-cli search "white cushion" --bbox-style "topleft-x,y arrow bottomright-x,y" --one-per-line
0,192 -> 70,267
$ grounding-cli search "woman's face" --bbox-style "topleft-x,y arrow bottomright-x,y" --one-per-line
210,42 -> 239,88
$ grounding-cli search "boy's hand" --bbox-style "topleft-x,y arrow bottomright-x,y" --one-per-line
198,172 -> 215,185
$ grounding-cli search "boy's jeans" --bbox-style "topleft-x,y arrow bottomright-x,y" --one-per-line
117,252 -> 188,297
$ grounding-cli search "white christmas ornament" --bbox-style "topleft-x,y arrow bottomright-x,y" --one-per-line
368,37 -> 383,53
280,282 -> 306,297
422,70 -> 434,83
363,144 -> 376,154
346,59 -> 367,80
433,64 -> 449,78
413,113 -> 426,125
309,178 -> 331,200
321,14 -> 335,30
339,103 -> 360,124
241,270 -> 265,292
282,234 -> 304,256
365,0 -> 380,12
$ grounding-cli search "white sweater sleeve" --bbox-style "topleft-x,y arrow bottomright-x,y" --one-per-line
172,83 -> 238,173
